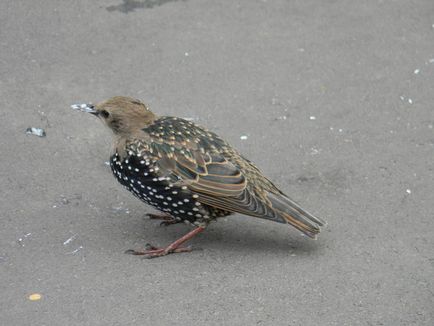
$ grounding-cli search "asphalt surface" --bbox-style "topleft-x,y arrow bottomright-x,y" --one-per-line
1,1 -> 434,325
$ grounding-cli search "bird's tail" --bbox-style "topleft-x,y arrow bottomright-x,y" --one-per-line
267,193 -> 326,239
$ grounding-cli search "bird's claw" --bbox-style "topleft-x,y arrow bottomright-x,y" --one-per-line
146,213 -> 181,226
159,220 -> 180,227
124,245 -> 193,258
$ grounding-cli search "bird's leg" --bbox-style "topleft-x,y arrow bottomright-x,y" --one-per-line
146,213 -> 182,226
125,226 -> 205,258
146,212 -> 173,220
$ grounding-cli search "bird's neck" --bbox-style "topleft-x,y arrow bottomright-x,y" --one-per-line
111,130 -> 152,160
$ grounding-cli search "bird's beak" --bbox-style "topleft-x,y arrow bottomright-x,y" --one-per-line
71,103 -> 98,115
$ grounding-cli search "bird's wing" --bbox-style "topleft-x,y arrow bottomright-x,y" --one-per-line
147,139 -> 281,221
139,117 -> 325,237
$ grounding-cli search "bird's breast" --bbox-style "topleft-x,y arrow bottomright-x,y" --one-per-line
109,151 -> 225,224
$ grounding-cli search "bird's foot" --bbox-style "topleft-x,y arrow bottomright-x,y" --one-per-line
146,213 -> 182,226
125,226 -> 205,259
125,243 -> 192,258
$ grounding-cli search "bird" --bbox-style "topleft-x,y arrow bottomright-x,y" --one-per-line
71,96 -> 326,258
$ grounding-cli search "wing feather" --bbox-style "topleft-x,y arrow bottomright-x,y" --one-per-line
148,140 -> 277,220
138,117 -> 325,238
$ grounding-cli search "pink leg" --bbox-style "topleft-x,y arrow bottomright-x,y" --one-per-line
125,226 -> 205,258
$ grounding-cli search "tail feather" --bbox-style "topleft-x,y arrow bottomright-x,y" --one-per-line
267,193 -> 326,239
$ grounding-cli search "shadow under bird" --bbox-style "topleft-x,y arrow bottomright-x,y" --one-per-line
71,96 -> 326,258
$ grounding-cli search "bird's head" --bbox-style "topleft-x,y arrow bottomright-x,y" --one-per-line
71,96 -> 156,136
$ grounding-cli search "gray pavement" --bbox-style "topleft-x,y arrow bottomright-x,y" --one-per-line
1,1 -> 434,325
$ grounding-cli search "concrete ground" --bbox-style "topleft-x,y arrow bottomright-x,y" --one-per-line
1,1 -> 433,325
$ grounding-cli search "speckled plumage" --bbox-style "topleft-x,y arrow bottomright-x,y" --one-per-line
72,96 -> 326,257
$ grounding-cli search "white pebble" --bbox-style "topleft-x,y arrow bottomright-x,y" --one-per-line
408,98 -> 413,104
240,135 -> 248,140
414,69 -> 420,74
309,116 -> 316,120
26,127 -> 46,137
406,189 -> 411,194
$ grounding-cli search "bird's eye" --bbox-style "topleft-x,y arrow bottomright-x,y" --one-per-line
100,110 -> 110,118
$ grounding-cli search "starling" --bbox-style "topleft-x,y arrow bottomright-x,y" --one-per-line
71,96 -> 326,258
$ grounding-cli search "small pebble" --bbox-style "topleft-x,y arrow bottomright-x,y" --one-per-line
309,116 -> 316,120
68,246 -> 83,254
414,69 -> 420,74
240,135 -> 248,140
29,293 -> 42,301
25,127 -> 46,137
406,189 -> 411,194
63,235 -> 76,245
408,98 -> 413,104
